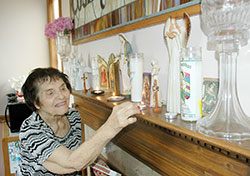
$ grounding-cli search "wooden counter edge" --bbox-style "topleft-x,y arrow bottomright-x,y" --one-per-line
72,90 -> 250,161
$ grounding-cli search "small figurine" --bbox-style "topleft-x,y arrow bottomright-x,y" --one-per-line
118,33 -> 132,58
74,59 -> 82,90
118,33 -> 133,95
163,12 -> 191,114
150,59 -> 162,112
81,73 -> 88,94
152,79 -> 162,113
90,57 -> 99,90
142,73 -> 151,106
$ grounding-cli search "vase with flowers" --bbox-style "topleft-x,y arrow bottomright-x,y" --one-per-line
45,17 -> 73,62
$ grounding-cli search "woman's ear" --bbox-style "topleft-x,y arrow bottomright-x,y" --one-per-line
34,102 -> 40,110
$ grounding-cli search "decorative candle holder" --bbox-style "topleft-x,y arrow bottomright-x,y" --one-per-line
107,92 -> 125,102
196,0 -> 250,141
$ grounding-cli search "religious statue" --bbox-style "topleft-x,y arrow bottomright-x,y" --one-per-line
152,79 -> 162,113
150,59 -> 161,110
90,56 -> 99,90
163,12 -> 191,114
142,73 -> 151,106
119,33 -> 132,58
74,59 -> 82,90
118,33 -> 133,95
81,73 -> 88,94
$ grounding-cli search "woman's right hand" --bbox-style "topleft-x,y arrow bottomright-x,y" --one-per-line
104,101 -> 140,136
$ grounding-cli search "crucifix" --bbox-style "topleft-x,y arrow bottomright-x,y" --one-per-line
81,73 -> 88,94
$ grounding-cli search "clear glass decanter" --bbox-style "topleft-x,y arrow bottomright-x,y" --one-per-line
196,0 -> 250,141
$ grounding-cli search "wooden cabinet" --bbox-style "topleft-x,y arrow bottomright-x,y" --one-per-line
72,90 -> 250,176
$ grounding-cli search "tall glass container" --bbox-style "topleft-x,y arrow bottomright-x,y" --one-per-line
180,47 -> 202,121
196,0 -> 250,141
56,32 -> 72,62
130,53 -> 144,103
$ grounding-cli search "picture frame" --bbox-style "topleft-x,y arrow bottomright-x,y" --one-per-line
202,78 -> 219,116
142,72 -> 151,106
107,53 -> 121,95
108,53 -> 116,90
97,55 -> 109,89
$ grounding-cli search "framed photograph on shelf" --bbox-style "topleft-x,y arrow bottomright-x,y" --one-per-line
202,78 -> 219,116
142,72 -> 151,106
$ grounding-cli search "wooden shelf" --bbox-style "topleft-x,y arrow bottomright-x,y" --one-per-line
72,90 -> 250,176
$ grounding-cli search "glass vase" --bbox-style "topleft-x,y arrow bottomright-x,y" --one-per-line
196,0 -> 250,141
56,32 -> 72,62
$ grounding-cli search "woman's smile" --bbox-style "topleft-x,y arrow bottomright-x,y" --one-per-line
55,101 -> 67,108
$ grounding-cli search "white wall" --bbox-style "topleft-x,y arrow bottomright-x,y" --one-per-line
63,5 -> 250,116
0,0 -> 50,115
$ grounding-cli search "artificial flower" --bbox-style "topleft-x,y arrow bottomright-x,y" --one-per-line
45,17 -> 73,39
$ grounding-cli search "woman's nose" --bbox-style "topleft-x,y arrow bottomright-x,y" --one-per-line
56,90 -> 65,99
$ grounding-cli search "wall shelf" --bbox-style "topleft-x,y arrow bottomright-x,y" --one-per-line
72,0 -> 201,45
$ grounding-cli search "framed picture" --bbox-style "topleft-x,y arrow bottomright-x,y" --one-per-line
108,53 -> 116,90
202,78 -> 219,116
142,72 -> 151,106
97,55 -> 108,89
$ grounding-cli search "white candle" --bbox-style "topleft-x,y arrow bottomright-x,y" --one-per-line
130,53 -> 144,102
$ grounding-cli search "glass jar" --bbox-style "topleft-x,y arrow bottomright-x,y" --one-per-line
180,47 -> 202,121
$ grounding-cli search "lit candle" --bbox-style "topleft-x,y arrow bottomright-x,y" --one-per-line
91,89 -> 104,95
107,93 -> 125,102
94,90 -> 103,94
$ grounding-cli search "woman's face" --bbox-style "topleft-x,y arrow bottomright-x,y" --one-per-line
35,78 -> 70,117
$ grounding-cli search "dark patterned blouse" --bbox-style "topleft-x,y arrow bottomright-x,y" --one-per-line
18,108 -> 82,176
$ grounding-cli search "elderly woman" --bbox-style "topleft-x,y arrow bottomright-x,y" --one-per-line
18,67 -> 139,175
